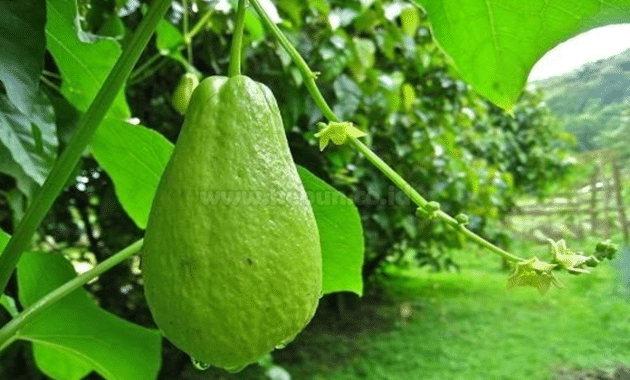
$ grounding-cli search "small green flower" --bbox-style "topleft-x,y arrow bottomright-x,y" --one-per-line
314,122 -> 367,150
506,257 -> 562,295
548,239 -> 598,274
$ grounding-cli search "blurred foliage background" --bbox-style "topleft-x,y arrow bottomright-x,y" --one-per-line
0,0 -> 576,378
535,49 -> 630,156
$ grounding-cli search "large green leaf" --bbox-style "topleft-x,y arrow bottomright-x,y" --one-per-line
0,231 -> 16,319
0,228 -> 8,252
0,0 -> 47,116
0,143 -> 39,198
46,0 -> 130,119
16,251 -> 162,380
0,91 -> 57,186
90,120 -> 173,229
411,0 -> 630,109
33,345 -> 92,380
298,166 -> 364,296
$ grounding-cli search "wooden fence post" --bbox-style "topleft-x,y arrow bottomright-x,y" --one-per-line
600,154 -> 612,239
612,161 -> 629,245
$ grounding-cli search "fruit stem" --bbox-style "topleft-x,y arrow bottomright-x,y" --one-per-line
228,0 -> 248,77
183,0 -> 193,63
129,8 -> 213,83
249,0 -> 525,264
0,240 -> 144,351
0,0 -> 172,296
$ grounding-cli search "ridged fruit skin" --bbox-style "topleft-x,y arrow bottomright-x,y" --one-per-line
142,75 -> 322,371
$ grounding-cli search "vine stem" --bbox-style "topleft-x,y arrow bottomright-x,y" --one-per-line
0,240 -> 144,351
228,0 -> 248,77
248,0 -> 336,121
40,76 -> 62,95
186,8 -> 214,40
128,8 -> 214,83
128,52 -> 162,82
0,0 -> 173,296
249,0 -> 525,264
128,56 -> 170,86
350,139 -> 523,263
183,0 -> 193,63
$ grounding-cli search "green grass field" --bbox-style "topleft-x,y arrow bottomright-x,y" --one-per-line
197,236 -> 630,380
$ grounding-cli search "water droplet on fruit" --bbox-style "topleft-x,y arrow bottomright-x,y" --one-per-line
191,357 -> 210,370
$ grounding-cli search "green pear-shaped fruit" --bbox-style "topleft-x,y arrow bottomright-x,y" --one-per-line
142,75 -> 322,371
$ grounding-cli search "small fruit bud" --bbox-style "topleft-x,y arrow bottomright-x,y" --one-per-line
595,240 -> 618,261
417,202 -> 441,219
455,213 -> 469,226
171,72 -> 200,115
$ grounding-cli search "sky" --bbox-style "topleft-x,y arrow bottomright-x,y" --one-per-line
527,24 -> 630,82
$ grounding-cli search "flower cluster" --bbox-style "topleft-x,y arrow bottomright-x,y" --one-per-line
548,239 -> 599,274
507,257 -> 561,295
507,239 -> 618,294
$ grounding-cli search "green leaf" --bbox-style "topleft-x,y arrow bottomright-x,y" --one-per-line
401,83 -> 416,112
0,91 -> 57,185
0,294 -> 19,318
0,0 -> 47,116
0,143 -> 39,198
411,0 -> 630,109
90,120 -> 173,229
348,37 -> 376,82
154,19 -> 198,75
33,345 -> 93,380
244,8 -> 266,41
16,251 -> 162,380
353,38 -> 376,69
275,0 -> 303,26
400,5 -> 420,36
0,230 -> 14,321
155,19 -> 183,54
46,0 -> 130,119
0,228 -> 9,251
297,167 -> 365,296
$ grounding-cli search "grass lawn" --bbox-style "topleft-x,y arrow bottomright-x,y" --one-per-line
195,237 -> 630,380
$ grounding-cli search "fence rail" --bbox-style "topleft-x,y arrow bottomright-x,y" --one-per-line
507,148 -> 629,245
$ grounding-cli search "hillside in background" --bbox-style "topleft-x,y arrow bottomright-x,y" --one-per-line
533,49 -> 630,153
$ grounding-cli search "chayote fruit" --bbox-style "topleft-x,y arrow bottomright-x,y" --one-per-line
171,72 -> 200,115
142,75 -> 323,371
